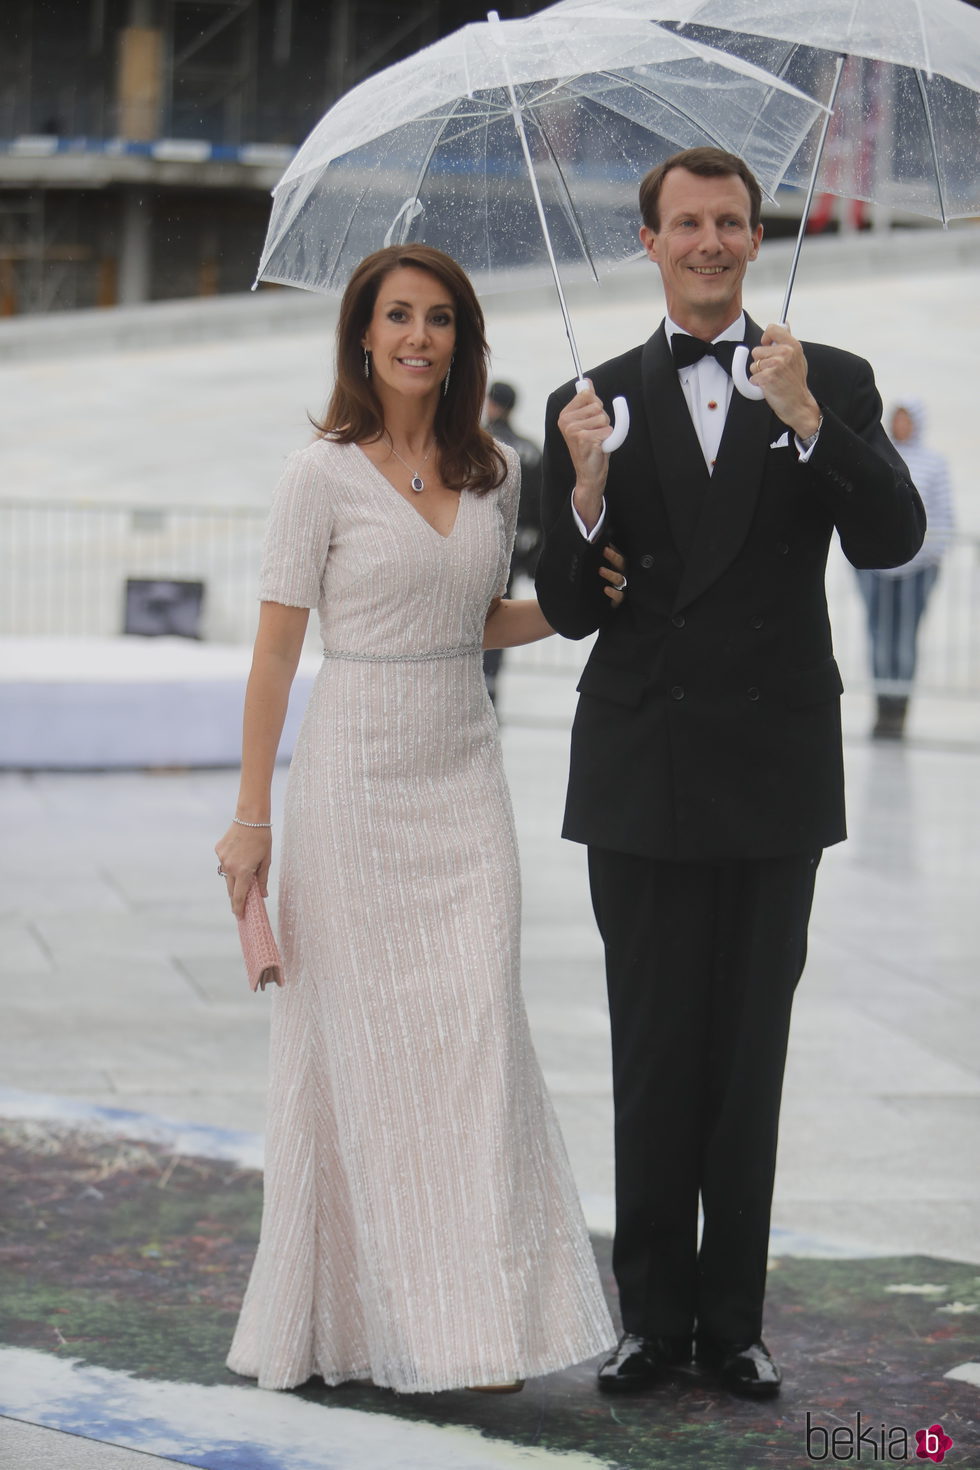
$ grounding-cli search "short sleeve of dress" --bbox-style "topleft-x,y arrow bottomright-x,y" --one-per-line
495,444 -> 522,598
258,447 -> 333,608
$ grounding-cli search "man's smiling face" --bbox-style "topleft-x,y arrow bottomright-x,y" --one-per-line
639,167 -> 763,339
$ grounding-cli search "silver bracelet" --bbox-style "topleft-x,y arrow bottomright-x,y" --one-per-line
233,816 -> 272,828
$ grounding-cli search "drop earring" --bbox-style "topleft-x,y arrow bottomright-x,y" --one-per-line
443,357 -> 453,397
363,348 -> 371,380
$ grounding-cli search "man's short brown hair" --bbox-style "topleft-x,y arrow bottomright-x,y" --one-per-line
639,147 -> 763,233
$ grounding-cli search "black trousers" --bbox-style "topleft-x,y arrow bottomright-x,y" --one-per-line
588,847 -> 821,1347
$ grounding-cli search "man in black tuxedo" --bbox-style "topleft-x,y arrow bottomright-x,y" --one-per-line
534,148 -> 924,1398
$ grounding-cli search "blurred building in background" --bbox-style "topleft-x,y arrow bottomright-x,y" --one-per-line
6,0 -> 980,316
0,0 -> 538,313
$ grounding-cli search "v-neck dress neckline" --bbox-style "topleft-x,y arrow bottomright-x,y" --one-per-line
353,442 -> 462,540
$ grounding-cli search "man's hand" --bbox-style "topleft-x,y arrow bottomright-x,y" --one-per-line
558,379 -> 611,532
749,323 -> 821,440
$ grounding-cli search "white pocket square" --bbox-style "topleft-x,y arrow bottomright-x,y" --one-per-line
769,431 -> 790,449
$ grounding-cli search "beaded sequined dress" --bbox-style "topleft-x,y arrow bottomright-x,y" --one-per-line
227,439 -> 614,1393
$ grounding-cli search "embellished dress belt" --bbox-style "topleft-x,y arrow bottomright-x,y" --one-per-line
322,645 -> 483,664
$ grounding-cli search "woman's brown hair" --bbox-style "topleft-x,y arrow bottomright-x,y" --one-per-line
315,244 -> 506,495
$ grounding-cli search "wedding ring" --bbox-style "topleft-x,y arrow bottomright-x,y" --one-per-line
619,577 -> 628,592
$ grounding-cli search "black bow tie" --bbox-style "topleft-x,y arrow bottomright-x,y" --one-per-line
671,333 -> 739,374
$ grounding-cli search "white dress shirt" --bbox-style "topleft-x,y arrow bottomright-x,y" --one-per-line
571,312 -> 819,542
668,311 -> 743,474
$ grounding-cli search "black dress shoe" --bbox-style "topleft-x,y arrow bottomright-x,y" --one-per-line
696,1338 -> 782,1398
597,1332 -> 692,1392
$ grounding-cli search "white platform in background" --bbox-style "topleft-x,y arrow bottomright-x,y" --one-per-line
0,636 -> 320,768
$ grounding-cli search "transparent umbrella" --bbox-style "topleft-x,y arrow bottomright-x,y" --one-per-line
255,7 -> 824,448
550,0 -> 980,397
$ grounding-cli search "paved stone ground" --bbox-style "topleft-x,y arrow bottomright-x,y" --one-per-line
1,667 -> 978,1469
2,674 -> 979,1258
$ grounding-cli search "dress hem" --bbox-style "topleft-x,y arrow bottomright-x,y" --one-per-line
226,1329 -> 617,1395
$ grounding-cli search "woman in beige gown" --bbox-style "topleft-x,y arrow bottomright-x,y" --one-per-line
216,245 -> 619,1394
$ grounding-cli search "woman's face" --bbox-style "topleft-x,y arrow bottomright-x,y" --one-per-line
361,266 -> 456,409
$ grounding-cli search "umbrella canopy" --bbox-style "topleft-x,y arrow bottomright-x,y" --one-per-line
255,8 -> 823,301
549,0 -> 980,396
551,0 -> 980,224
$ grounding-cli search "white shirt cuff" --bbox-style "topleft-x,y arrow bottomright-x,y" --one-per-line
794,419 -> 823,462
571,494 -> 606,542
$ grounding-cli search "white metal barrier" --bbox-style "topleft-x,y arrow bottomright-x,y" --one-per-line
3,499 -> 978,696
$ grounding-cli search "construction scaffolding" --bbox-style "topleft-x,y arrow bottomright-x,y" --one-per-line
0,0 -> 536,313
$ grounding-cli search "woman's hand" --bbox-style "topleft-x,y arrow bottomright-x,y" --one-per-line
215,823 -> 272,919
600,544 -> 628,606
215,600 -> 307,919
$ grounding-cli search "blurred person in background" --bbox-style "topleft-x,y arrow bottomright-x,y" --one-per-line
482,380 -> 544,704
215,244 -> 622,1397
857,398 -> 955,740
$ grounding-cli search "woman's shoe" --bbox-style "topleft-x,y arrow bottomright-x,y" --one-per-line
466,1380 -> 525,1394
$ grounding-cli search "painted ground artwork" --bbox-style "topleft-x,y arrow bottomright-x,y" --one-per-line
0,1096 -> 977,1470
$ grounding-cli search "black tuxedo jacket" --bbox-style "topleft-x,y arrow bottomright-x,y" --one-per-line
535,317 -> 926,862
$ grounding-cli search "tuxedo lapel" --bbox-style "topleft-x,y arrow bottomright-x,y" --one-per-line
673,317 -> 777,612
641,327 -> 710,557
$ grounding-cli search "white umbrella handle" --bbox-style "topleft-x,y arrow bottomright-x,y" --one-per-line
575,381 -> 630,454
731,345 -> 765,401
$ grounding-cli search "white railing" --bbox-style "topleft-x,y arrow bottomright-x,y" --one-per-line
2,499 -> 978,696
1,500 -> 266,646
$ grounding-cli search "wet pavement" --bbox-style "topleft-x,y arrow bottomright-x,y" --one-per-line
1,667 -> 979,1469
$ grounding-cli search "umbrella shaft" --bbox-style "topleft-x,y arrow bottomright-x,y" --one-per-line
780,54 -> 846,324
487,9 -> 584,380
506,102 -> 585,381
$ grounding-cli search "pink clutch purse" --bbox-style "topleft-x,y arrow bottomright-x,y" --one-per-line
237,882 -> 284,992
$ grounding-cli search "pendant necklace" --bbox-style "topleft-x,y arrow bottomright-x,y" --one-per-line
385,433 -> 434,493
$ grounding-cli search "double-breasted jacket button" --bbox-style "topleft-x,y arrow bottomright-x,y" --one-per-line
670,613 -> 685,628
750,615 -> 764,629
670,685 -> 685,700
640,553 -> 655,569
775,541 -> 789,556
747,686 -> 760,701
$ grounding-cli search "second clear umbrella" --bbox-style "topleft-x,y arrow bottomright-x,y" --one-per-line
551,0 -> 980,397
